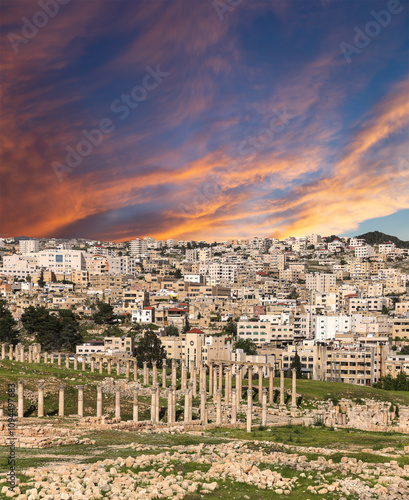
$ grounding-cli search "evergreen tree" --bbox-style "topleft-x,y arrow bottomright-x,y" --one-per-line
38,270 -> 46,288
223,318 -> 237,338
135,330 -> 166,368
182,317 -> 190,334
21,306 -> 82,351
165,324 -> 179,336
290,352 -> 303,379
93,302 -> 116,324
0,300 -> 19,345
234,338 -> 257,355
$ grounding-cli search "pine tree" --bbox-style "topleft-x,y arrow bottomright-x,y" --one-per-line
290,353 -> 303,379
135,331 -> 166,368
38,270 -> 46,288
0,300 -> 19,345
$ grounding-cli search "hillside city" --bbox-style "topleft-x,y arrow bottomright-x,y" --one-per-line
1,232 -> 408,386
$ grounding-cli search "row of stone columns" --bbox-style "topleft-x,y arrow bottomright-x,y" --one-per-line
2,344 -> 284,403
13,371 -> 298,431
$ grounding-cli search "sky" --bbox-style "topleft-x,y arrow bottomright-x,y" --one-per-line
1,0 -> 408,242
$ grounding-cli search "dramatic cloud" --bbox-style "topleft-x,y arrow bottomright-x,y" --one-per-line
1,0 -> 408,240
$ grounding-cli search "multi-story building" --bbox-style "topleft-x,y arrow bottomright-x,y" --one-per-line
19,239 -> 40,254
306,273 -> 336,292
314,315 -> 351,341
237,321 -> 294,345
130,239 -> 148,256
314,343 -> 387,386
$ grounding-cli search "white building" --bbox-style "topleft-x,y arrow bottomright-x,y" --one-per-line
1,254 -> 39,278
314,315 -> 351,341
129,239 -> 148,256
37,249 -> 86,272
355,245 -> 375,259
379,242 -> 396,254
131,306 -> 155,323
19,239 -> 40,254
209,263 -> 237,284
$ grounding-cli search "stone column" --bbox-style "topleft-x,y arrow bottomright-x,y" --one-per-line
162,360 -> 167,389
36,352 -> 41,364
44,352 -> 48,364
237,365 -> 243,404
258,366 -> 263,402
171,360 -> 177,387
167,387 -> 173,424
9,345 -> 13,361
99,358 -> 103,374
213,370 -> 218,403
50,353 -> 54,364
116,360 -> 121,376
0,403 -> 3,417
246,389 -> 253,433
269,364 -> 274,405
279,369 -> 285,408
231,388 -> 237,425
90,357 -> 95,373
1,344 -> 6,360
77,385 -> 84,417
28,347 -> 33,364
107,358 -> 112,375
225,368 -> 232,405
73,355 -> 78,370
133,388 -> 139,422
192,366 -> 197,397
291,368 -> 297,410
38,381 -> 45,417
133,360 -> 138,381
126,360 -> 130,379
17,380 -> 24,418
216,389 -> 222,426
82,357 -> 86,371
58,353 -> 62,367
200,389 -> 207,425
184,390 -> 190,424
248,366 -> 253,391
188,383 -> 193,422
155,384 -> 160,423
151,388 -> 157,423
115,387 -> 121,420
143,362 -> 148,385
218,364 -> 223,393
20,346 -> 25,363
199,364 -> 205,393
152,361 -> 157,386
58,385 -> 65,417
262,388 -> 268,427
208,363 -> 213,396
97,384 -> 103,418
65,356 -> 70,369
181,365 -> 188,390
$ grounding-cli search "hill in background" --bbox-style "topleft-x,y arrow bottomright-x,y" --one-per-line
357,231 -> 409,249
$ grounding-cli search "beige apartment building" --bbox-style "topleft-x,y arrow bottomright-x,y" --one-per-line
313,344 -> 387,386
391,318 -> 409,340
237,321 -> 294,346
